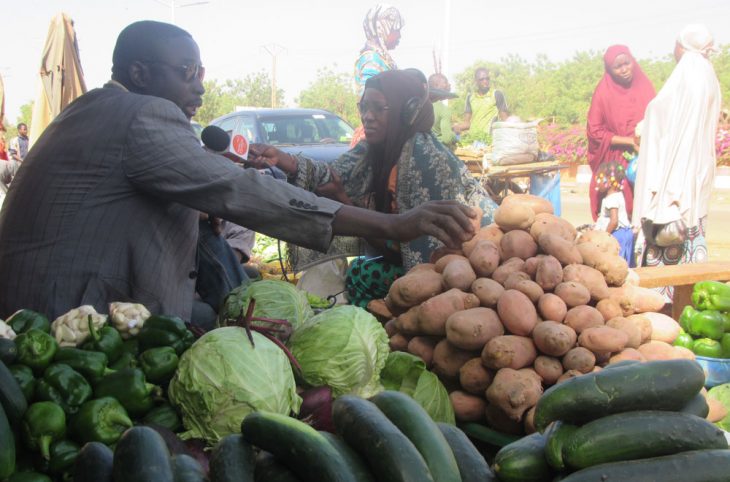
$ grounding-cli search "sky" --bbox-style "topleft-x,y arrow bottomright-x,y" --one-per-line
2,0 -> 730,124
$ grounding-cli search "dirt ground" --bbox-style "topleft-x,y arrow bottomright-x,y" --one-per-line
560,183 -> 730,262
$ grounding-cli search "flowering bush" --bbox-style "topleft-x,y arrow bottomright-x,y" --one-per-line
717,124 -> 730,166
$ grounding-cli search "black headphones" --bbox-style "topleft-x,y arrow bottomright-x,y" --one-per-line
401,68 -> 429,127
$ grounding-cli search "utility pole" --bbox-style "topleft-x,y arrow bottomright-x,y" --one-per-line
152,0 -> 209,25
261,43 -> 286,108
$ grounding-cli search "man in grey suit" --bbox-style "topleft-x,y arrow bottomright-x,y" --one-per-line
0,21 -> 475,322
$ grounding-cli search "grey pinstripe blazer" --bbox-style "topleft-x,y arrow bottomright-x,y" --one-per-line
0,83 -> 341,321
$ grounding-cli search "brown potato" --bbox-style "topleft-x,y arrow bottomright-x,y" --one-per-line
450,390 -> 487,422
534,355 -> 564,385
563,305 -> 605,334
497,289 -> 539,336
563,264 -> 610,301
580,246 -> 629,286
384,319 -> 398,337
486,367 -> 543,421
554,281 -> 591,308
435,254 -> 470,273
462,224 -> 505,257
609,348 -> 646,364
627,314 -> 653,344
459,358 -> 494,395
468,240 -> 501,277
485,404 -> 524,435
501,193 -> 554,216
389,333 -> 410,352
707,396 -> 728,423
394,306 -> 420,336
386,269 -> 444,308
442,258 -> 478,292
672,346 -> 696,360
578,326 -> 629,354
494,203 -> 535,231
504,271 -> 532,289
643,312 -> 680,344
538,233 -> 583,266
407,336 -> 440,367
536,255 -> 564,291
537,293 -> 568,323
596,299 -> 624,321
501,230 -> 539,261
606,316 -> 643,349
577,229 -> 620,255
524,256 -> 543,278
637,340 -> 676,361
556,369 -> 583,384
511,279 -> 545,304
417,288 -> 481,336
406,263 -> 437,274
562,347 -> 596,373
482,335 -> 537,370
471,278 -> 505,308
446,307 -> 504,351
492,257 -> 526,286
432,339 -> 480,381
533,321 -> 578,357
524,406 -> 538,434
530,213 -> 577,243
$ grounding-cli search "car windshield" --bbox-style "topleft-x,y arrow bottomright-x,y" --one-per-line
258,114 -> 354,146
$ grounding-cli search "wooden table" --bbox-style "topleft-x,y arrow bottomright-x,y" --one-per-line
633,262 -> 730,319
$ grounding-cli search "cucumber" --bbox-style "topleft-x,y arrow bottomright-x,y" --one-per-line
208,434 -> 255,482
544,421 -> 579,471
0,402 -> 15,479
534,359 -> 704,431
563,410 -> 728,469
436,423 -> 495,482
493,432 -> 553,482
6,472 -> 52,482
681,392 -> 710,418
0,338 -> 17,365
171,454 -> 207,482
370,391 -> 460,482
458,422 -> 522,447
332,395 -> 434,482
242,411 -> 357,482
0,359 -> 27,426
602,360 -> 639,369
73,442 -> 114,482
561,449 -> 730,482
112,426 -> 174,482
254,452 -> 301,482
319,431 -> 376,482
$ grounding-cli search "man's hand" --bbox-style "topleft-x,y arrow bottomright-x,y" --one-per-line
249,144 -> 298,174
392,201 -> 477,249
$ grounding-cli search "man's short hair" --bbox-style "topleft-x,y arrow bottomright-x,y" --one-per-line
17,123 -> 27,130
428,73 -> 448,90
111,21 -> 192,79
474,67 -> 489,79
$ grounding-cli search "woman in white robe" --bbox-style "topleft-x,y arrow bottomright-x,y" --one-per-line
632,24 -> 722,294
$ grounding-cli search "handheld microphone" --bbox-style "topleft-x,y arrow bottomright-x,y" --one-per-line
201,125 -> 249,159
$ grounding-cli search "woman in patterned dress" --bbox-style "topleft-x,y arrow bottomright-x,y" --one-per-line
251,69 -> 497,305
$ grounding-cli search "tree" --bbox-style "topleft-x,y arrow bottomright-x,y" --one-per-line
297,67 -> 359,126
194,72 -> 284,125
4,101 -> 34,139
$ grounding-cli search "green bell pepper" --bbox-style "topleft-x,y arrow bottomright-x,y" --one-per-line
6,310 -> 50,335
9,364 -> 36,402
94,368 -> 160,417
70,397 -> 133,445
142,403 -> 182,432
692,281 -> 730,312
139,347 -> 179,384
721,333 -> 730,359
681,306 -> 725,340
109,351 -> 137,371
81,317 -> 123,363
6,472 -> 53,482
721,312 -> 730,333
692,337 -> 724,358
15,329 -> 58,374
46,439 -> 80,474
138,315 -> 194,355
53,347 -> 114,384
35,364 -> 93,416
22,401 -> 66,460
673,332 -> 695,350
121,338 -> 141,357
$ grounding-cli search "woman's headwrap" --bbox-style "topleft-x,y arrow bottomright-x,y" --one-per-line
677,23 -> 716,58
362,4 -> 403,62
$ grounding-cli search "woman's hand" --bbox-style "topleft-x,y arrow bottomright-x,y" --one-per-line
249,144 -> 298,174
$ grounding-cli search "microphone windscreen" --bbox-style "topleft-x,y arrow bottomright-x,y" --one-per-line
201,125 -> 230,152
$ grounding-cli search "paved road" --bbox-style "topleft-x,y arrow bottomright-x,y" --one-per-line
560,184 -> 730,262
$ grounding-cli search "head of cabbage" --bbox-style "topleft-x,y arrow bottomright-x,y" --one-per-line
218,280 -> 314,332
168,326 -> 301,444
287,305 -> 389,398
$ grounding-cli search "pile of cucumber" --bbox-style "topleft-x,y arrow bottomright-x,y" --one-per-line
492,359 -> 730,482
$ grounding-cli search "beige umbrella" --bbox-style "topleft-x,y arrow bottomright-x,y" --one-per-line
30,12 -> 87,146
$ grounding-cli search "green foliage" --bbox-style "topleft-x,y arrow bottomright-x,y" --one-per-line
4,101 -> 34,139
297,66 -> 360,126
195,71 -> 284,125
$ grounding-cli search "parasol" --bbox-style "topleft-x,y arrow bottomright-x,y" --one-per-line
30,12 -> 87,145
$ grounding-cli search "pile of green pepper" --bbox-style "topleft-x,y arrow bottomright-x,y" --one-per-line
0,311 -> 195,481
674,281 -> 730,358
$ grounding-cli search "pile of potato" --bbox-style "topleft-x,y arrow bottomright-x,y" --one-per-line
382,194 -> 691,435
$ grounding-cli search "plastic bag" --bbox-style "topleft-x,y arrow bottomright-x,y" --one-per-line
491,120 -> 539,166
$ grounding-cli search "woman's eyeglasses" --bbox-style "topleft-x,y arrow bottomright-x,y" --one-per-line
143,60 -> 205,82
357,102 -> 390,116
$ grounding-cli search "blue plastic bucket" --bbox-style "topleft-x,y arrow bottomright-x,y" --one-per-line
529,171 -> 561,216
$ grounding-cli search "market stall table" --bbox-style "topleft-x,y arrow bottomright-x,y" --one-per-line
634,261 -> 730,320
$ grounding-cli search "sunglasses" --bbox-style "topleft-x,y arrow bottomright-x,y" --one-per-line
357,101 -> 390,116
143,60 -> 205,82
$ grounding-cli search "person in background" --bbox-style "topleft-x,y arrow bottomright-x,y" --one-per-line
251,69 -> 497,306
633,24 -> 722,293
0,137 -> 7,161
593,161 -> 634,265
428,73 -> 458,149
453,67 -> 509,144
586,45 -> 656,222
8,123 -> 29,162
351,4 -> 403,147
0,21 -> 477,324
